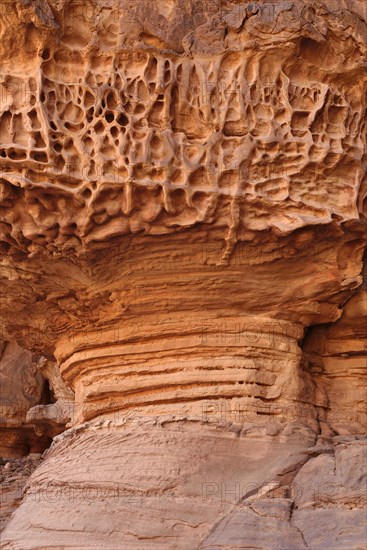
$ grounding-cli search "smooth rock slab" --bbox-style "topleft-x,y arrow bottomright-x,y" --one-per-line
0,420 -> 315,549
292,509 -> 367,550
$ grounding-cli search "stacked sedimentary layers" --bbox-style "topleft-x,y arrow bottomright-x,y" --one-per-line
0,1 -> 366,548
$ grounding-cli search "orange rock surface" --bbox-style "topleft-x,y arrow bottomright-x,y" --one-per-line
0,1 -> 366,548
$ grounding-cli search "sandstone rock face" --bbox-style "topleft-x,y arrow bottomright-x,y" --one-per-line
25,356 -> 75,438
0,0 -> 366,548
0,341 -> 73,458
0,341 -> 48,457
304,286 -> 367,435
0,454 -> 42,535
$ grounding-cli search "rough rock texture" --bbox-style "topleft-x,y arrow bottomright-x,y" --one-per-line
0,454 -> 42,534
0,0 -> 366,548
2,423 -> 366,549
304,286 -> 367,435
0,341 -> 73,457
26,356 -> 75,438
0,341 -> 49,457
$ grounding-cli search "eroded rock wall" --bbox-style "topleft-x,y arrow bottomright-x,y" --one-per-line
0,1 -> 366,548
0,341 -> 48,457
0,0 -> 366,259
304,287 -> 367,436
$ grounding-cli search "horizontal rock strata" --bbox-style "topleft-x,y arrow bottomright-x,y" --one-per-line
0,0 -> 365,548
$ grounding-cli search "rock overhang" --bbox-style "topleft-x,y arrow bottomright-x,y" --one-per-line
0,0 -> 365,398
0,4 -> 366,545
0,0 -> 365,261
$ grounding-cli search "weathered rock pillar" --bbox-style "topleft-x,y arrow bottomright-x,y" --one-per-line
0,0 -> 366,548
